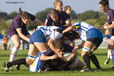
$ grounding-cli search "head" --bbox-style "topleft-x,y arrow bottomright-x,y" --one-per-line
54,0 -> 63,12
64,5 -> 72,14
62,30 -> 80,41
98,0 -> 109,13
19,8 -> 31,24
4,34 -> 7,37
50,9 -> 59,22
53,38 -> 64,52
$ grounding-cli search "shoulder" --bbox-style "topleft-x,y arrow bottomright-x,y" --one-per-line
107,9 -> 114,14
13,15 -> 21,22
60,11 -> 68,16
46,14 -> 51,19
14,15 -> 21,20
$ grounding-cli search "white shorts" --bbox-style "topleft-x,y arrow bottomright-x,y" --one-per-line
111,36 -> 114,39
68,56 -> 79,69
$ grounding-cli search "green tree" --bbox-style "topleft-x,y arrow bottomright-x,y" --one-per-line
77,10 -> 103,21
8,12 -> 17,19
0,12 -> 8,20
70,10 -> 77,20
35,8 -> 53,23
0,19 -> 8,34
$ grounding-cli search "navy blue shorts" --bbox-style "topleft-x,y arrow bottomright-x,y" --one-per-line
86,28 -> 103,48
29,30 -> 47,44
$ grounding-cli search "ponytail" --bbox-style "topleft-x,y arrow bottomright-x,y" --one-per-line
18,8 -> 31,20
99,0 -> 109,8
19,8 -> 23,15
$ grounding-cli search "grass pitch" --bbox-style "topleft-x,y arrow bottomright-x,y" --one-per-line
0,49 -> 114,76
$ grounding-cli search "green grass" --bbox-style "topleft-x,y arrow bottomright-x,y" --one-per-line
0,49 -> 114,76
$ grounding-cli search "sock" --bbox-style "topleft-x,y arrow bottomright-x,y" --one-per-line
9,47 -> 18,62
107,50 -> 112,59
90,54 -> 101,69
83,54 -> 91,70
111,50 -> 114,64
8,58 -> 26,67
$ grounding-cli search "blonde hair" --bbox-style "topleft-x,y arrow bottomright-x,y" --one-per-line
54,0 -> 63,8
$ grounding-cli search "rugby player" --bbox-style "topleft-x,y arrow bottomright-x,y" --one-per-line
63,22 -> 103,72
99,0 -> 114,69
45,0 -> 71,27
8,8 -> 43,63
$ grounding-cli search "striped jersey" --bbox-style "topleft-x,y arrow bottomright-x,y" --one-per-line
37,26 -> 63,41
73,22 -> 96,41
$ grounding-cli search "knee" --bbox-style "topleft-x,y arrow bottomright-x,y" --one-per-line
15,43 -> 21,49
81,51 -> 87,56
26,58 -> 33,65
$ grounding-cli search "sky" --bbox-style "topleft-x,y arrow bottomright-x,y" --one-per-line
0,0 -> 114,15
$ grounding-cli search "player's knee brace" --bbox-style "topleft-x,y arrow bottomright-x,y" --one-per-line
27,55 -> 36,61
11,47 -> 18,54
82,47 -> 92,53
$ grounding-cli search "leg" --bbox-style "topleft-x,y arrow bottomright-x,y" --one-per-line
81,41 -> 93,71
89,53 -> 101,70
4,58 -> 27,71
75,60 -> 84,69
26,44 -> 38,65
26,42 -> 48,64
9,35 -> 20,62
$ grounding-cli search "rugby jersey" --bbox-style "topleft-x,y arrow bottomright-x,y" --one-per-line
37,26 -> 63,41
73,22 -> 96,41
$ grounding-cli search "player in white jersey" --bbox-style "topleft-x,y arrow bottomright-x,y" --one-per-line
63,22 -> 103,72
26,25 -> 67,70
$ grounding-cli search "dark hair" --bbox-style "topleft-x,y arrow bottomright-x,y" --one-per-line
99,0 -> 109,8
50,9 -> 59,16
62,30 -> 80,41
53,38 -> 64,50
18,8 -> 31,20
64,5 -> 71,11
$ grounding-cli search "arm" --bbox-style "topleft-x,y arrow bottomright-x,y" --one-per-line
66,49 -> 78,61
44,19 -> 48,26
64,20 -> 71,26
16,28 -> 29,42
40,54 -> 58,60
104,22 -> 114,29
74,41 -> 85,50
104,22 -> 110,26
99,22 -> 109,30
62,25 -> 75,33
48,38 -> 58,54
35,18 -> 43,25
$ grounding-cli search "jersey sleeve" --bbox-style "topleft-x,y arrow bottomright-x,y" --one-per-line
109,11 -> 114,22
50,30 -> 63,40
43,48 -> 54,56
14,18 -> 21,29
64,12 -> 70,21
45,14 -> 52,26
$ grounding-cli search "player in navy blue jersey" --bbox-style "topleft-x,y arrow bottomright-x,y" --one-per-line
99,0 -> 114,69
45,0 -> 71,27
8,8 -> 43,64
